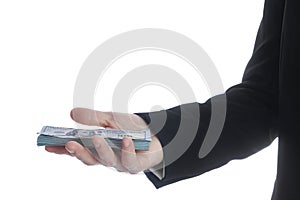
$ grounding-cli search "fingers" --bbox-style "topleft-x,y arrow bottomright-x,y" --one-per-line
45,146 -> 70,155
45,143 -> 99,166
121,137 -> 141,174
65,141 -> 99,165
92,136 -> 117,167
46,138 -> 149,174
70,107 -> 112,127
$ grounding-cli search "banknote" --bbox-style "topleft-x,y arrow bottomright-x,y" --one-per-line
37,126 -> 151,150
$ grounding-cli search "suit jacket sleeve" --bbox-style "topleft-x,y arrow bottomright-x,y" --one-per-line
135,0 -> 284,188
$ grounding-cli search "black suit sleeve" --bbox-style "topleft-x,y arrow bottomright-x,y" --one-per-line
135,0 -> 285,188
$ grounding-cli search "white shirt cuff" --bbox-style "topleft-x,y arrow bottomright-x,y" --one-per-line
148,160 -> 165,180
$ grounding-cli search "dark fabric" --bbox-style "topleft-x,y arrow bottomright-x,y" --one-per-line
135,0 -> 300,199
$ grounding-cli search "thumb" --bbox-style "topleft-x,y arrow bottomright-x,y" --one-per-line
70,108 -> 111,127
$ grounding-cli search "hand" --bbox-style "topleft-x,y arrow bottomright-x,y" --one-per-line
45,108 -> 163,174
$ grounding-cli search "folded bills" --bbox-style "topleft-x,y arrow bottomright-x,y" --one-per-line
37,126 -> 151,150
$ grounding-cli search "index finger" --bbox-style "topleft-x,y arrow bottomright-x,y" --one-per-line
70,108 -> 112,127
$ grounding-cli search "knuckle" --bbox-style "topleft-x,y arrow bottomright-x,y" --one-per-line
115,166 -> 126,172
127,167 -> 140,174
74,151 -> 81,158
121,160 -> 130,169
122,162 -> 139,174
85,162 -> 94,166
99,112 -> 113,127
100,158 -> 116,167
103,161 -> 115,167
84,160 -> 98,166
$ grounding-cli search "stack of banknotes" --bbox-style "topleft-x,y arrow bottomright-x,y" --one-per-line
37,126 -> 152,150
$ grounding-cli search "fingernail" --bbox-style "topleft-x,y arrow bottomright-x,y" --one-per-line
94,141 -> 101,148
70,109 -> 74,119
123,139 -> 130,148
93,136 -> 101,148
65,146 -> 74,154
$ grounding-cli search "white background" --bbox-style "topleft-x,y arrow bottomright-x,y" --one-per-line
0,0 -> 278,199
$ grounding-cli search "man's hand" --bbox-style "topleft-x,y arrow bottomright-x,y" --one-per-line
45,108 -> 163,174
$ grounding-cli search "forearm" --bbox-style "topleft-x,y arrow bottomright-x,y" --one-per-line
137,82 -> 278,187
136,0 -> 284,188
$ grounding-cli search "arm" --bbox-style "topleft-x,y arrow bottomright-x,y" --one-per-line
136,0 -> 284,188
45,0 -> 284,188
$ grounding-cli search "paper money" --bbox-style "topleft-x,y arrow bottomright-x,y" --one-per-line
37,126 -> 151,150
